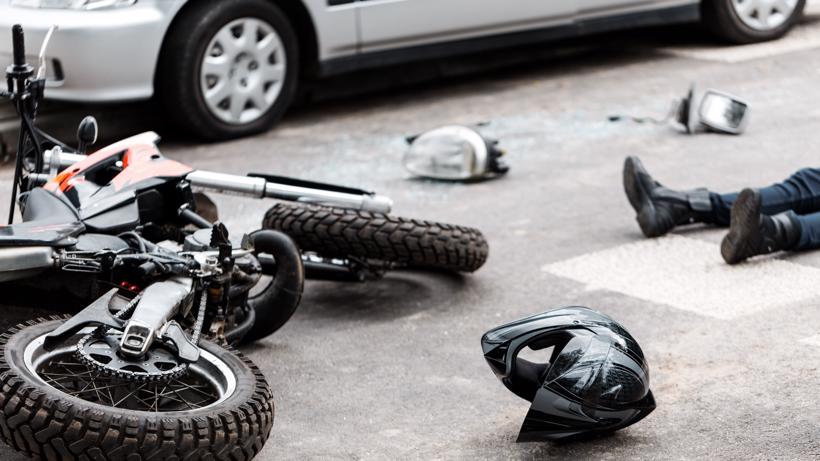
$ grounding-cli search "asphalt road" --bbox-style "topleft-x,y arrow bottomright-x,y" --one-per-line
3,11 -> 820,461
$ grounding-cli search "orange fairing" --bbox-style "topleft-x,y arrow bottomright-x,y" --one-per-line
45,132 -> 193,194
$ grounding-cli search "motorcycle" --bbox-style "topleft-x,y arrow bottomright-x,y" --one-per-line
0,24 -> 488,459
0,24 -> 304,460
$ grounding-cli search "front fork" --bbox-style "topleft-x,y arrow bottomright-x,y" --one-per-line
185,170 -> 394,214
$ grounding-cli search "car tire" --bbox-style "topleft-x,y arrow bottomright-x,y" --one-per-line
702,0 -> 806,44
158,0 -> 299,140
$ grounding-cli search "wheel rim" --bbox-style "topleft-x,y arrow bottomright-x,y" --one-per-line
24,331 -> 237,412
731,0 -> 799,31
200,17 -> 286,125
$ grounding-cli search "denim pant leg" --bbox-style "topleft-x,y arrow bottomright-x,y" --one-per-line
708,167 -> 820,227
792,211 -> 820,250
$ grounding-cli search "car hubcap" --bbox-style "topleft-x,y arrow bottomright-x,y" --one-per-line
732,0 -> 799,31
200,17 -> 286,125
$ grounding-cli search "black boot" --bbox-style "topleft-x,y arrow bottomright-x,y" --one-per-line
720,188 -> 801,265
623,156 -> 714,238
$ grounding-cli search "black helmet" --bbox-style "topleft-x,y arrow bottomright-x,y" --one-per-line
481,306 -> 656,442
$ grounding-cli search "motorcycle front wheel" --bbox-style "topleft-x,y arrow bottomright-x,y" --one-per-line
0,317 -> 274,460
263,203 -> 489,273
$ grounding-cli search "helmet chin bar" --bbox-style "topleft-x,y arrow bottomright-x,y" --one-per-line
482,306 -> 656,441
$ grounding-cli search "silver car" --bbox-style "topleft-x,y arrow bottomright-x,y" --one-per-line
0,0 -> 806,140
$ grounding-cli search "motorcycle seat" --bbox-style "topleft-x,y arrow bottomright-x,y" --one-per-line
0,189 -> 84,247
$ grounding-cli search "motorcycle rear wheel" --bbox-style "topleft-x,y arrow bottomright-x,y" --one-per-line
0,317 -> 274,460
263,203 -> 489,273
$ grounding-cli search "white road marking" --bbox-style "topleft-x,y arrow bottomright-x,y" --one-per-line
658,5 -> 820,63
541,235 -> 820,320
799,334 -> 820,347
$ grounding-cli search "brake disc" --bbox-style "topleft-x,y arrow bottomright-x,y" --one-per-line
76,331 -> 188,382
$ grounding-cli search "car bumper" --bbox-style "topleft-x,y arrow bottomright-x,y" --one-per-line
0,0 -> 186,102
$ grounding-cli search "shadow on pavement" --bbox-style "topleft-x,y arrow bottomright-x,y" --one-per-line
297,271 -> 469,323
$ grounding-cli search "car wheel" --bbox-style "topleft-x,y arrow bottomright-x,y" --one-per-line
159,0 -> 299,140
702,0 -> 806,44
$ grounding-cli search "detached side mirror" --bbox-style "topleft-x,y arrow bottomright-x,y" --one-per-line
76,115 -> 98,155
403,125 -> 509,181
675,84 -> 749,135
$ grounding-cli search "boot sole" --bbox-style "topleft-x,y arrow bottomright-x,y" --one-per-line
623,157 -> 661,238
721,188 -> 761,265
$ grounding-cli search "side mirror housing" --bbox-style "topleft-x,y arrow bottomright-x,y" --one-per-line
76,116 -> 98,155
675,84 -> 750,135
403,125 -> 510,181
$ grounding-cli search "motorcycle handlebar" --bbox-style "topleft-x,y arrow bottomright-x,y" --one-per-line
12,24 -> 26,68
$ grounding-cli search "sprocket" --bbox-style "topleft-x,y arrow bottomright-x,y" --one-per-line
75,331 -> 189,382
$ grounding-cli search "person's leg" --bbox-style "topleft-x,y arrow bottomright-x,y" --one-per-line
623,156 -> 716,238
792,212 -> 820,251
721,188 -> 802,264
710,167 -> 820,226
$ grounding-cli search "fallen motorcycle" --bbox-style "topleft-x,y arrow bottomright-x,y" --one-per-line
0,24 -> 488,459
0,25 -> 308,459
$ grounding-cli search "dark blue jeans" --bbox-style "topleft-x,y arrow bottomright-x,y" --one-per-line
709,168 -> 820,250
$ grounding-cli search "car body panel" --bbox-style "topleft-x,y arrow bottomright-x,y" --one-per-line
356,0 -> 577,53
0,0 -> 700,102
578,0 -> 698,18
319,1 -> 700,75
356,0 -> 699,53
0,0 -> 186,101
301,0 -> 359,59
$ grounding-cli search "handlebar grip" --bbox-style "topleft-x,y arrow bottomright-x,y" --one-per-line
12,24 -> 26,67
11,24 -> 26,66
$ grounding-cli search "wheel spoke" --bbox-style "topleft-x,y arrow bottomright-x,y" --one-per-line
202,56 -> 231,80
256,34 -> 279,57
230,94 -> 248,121
205,81 -> 232,106
249,84 -> 268,109
261,63 -> 285,83
240,19 -> 257,50
214,27 -> 241,57
757,5 -> 772,25
113,383 -> 148,408
170,379 -> 220,400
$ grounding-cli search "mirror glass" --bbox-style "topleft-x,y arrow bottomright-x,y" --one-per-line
700,93 -> 748,131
